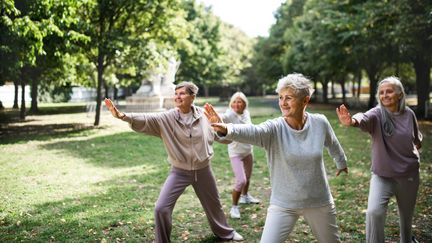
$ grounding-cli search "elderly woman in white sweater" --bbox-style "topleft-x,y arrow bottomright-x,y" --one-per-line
220,92 -> 260,219
205,73 -> 348,243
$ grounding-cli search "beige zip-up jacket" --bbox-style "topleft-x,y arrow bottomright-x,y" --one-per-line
122,106 -> 217,171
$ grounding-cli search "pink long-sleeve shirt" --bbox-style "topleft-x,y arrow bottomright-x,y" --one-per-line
352,107 -> 422,178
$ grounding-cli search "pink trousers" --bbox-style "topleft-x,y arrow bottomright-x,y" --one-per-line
230,153 -> 254,192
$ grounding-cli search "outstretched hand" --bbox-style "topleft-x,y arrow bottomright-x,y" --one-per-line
336,167 -> 348,176
336,104 -> 353,127
204,103 -> 223,124
104,98 -> 125,119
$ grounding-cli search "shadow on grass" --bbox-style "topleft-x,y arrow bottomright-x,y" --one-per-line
40,132 -> 168,168
0,171 -> 223,242
0,123 -> 96,144
0,105 -> 87,124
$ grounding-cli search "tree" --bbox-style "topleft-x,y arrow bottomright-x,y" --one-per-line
253,0 -> 307,90
394,0 -> 432,117
216,22 -> 254,98
1,0 -> 45,119
176,0 -> 223,97
74,0 -> 184,125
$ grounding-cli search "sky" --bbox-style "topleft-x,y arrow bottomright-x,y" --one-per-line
197,0 -> 286,37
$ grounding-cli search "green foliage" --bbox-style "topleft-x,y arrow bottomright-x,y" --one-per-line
38,83 -> 72,103
176,0 -> 224,89
218,22 -> 255,87
254,0 -> 432,111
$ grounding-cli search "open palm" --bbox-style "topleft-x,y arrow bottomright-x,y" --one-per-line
336,104 -> 352,126
203,103 -> 223,123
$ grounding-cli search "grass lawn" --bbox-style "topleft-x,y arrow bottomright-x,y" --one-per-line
0,99 -> 431,242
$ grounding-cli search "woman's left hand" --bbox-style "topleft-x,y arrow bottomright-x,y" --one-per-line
336,167 -> 348,176
104,98 -> 125,119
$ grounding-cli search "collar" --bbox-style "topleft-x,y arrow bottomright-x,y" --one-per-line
175,105 -> 202,121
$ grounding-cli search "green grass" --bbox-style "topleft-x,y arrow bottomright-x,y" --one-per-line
0,104 -> 431,242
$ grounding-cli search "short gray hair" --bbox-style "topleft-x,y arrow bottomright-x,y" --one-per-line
175,81 -> 199,96
275,73 -> 315,98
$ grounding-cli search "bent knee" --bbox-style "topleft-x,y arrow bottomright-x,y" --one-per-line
367,207 -> 386,219
235,179 -> 247,190
155,204 -> 172,216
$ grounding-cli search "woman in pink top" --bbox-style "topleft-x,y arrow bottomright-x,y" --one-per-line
336,77 -> 422,243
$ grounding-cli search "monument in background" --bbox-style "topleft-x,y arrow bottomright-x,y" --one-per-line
126,57 -> 180,112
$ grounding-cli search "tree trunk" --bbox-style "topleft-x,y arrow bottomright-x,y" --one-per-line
94,5 -> 105,126
114,86 -> 118,100
94,53 -> 104,126
312,81 -> 318,102
20,74 -> 26,120
340,79 -> 346,104
322,80 -> 329,104
30,78 -> 38,113
13,81 -> 19,109
413,57 -> 431,118
356,71 -> 362,98
331,81 -> 336,99
203,85 -> 209,97
104,83 -> 109,99
366,65 -> 379,109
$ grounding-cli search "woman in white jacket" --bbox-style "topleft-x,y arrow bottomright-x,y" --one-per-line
221,92 -> 260,219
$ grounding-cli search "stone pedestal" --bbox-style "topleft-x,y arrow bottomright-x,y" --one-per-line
125,95 -> 175,112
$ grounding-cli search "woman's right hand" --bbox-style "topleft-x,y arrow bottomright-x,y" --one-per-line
104,98 -> 125,119
211,123 -> 228,136
336,104 -> 353,127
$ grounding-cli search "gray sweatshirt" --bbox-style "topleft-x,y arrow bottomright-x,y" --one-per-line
352,106 -> 422,178
225,113 -> 347,209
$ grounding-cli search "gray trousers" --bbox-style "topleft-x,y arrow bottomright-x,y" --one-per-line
366,173 -> 419,243
260,203 -> 340,243
154,166 -> 234,243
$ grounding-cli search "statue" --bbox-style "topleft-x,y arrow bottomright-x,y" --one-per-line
126,57 -> 180,111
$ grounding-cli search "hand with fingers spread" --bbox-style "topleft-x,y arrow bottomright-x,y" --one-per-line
104,98 -> 125,119
336,104 -> 353,126
204,103 -> 223,123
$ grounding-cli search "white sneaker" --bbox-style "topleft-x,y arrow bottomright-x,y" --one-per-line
230,206 -> 241,219
239,194 -> 260,204
232,231 -> 244,241
238,195 -> 247,204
